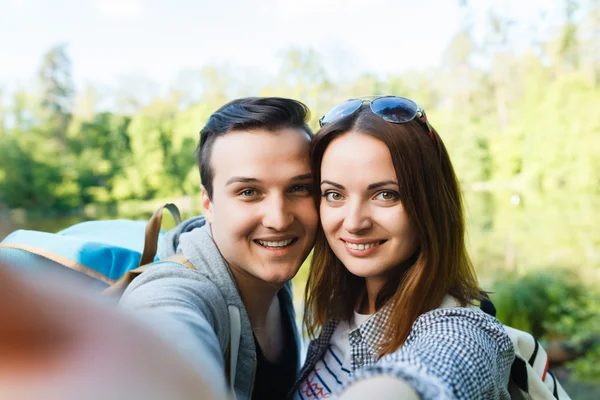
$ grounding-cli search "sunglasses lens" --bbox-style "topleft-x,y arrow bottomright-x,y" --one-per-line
371,97 -> 418,123
319,99 -> 363,127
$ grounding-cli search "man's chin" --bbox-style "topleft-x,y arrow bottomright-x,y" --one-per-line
258,267 -> 299,286
262,273 -> 296,286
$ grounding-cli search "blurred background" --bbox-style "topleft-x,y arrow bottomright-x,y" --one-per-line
1,0 -> 599,396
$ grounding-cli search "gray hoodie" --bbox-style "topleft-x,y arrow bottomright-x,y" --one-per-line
119,216 -> 301,400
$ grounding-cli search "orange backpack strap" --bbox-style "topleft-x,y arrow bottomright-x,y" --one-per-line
102,253 -> 196,297
163,253 -> 196,271
139,203 -> 182,266
102,204 -> 193,297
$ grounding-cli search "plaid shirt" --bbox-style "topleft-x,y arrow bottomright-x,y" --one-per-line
290,305 -> 514,400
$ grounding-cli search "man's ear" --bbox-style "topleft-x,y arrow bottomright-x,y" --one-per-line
200,185 -> 213,224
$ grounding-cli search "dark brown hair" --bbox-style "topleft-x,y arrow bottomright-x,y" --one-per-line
197,97 -> 311,199
304,105 -> 482,355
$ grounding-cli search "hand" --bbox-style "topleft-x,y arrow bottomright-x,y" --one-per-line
0,263 -> 227,400
334,376 -> 419,400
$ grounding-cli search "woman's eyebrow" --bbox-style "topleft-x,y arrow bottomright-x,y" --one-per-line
367,180 -> 399,190
320,180 -> 344,189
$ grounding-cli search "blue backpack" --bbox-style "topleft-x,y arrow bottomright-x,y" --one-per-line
0,203 -> 194,295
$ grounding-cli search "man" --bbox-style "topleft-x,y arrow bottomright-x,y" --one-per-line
0,97 -> 316,400
119,97 -> 318,400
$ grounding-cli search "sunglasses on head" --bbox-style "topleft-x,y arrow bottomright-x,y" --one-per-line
318,95 -> 436,143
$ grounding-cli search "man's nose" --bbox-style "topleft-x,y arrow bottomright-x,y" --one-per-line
262,194 -> 294,231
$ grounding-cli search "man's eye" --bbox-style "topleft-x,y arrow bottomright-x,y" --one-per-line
239,189 -> 258,197
374,191 -> 398,201
290,185 -> 311,193
323,192 -> 343,202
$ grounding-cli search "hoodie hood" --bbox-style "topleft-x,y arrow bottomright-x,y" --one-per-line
158,215 -> 207,259
158,215 -> 247,317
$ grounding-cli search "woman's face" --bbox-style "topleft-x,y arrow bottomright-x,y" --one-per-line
319,131 -> 419,287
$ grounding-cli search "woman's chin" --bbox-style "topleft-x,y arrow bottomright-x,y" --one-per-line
343,263 -> 385,280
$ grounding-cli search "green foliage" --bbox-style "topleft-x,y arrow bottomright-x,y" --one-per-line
0,129 -> 80,210
491,270 -> 600,381
0,3 -> 599,217
492,270 -> 584,337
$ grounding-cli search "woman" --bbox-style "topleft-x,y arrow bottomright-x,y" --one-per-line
292,96 -> 514,400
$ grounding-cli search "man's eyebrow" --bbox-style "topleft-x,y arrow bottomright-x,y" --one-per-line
225,177 -> 261,186
225,174 -> 311,186
367,180 -> 399,190
292,173 -> 312,181
320,180 -> 345,189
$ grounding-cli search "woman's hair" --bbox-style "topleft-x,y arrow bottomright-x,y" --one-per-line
304,104 -> 482,355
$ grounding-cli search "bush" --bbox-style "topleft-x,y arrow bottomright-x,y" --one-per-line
491,269 -> 600,381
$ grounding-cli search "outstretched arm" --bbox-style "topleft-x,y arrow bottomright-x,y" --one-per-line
0,262 -> 228,400
118,262 -> 233,384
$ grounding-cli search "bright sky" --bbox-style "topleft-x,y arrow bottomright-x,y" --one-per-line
1,0 -> 566,98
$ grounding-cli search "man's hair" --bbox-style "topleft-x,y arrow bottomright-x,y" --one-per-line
197,97 -> 312,199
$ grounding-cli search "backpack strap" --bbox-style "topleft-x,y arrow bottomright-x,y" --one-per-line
103,203 -> 186,297
102,253 -> 196,297
139,203 -> 182,266
161,253 -> 196,270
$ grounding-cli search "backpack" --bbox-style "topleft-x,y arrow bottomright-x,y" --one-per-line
478,297 -> 570,400
0,204 -> 183,293
0,204 -> 242,398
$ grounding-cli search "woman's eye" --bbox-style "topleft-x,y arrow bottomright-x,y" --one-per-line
323,192 -> 343,201
375,191 -> 398,201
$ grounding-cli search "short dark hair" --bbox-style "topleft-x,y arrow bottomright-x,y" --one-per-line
197,97 -> 312,199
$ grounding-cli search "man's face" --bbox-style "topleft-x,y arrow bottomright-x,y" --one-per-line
202,128 -> 317,287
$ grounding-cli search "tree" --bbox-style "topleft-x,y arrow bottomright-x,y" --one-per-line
0,131 -> 78,210
12,90 -> 33,131
37,44 -> 75,144
66,112 -> 132,204
558,0 -> 581,70
0,88 -> 5,138
118,99 -> 178,199
265,48 -> 334,128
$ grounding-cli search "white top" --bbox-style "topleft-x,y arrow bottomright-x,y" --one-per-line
294,312 -> 372,400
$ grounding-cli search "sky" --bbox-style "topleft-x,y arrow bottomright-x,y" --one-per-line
0,0 -> 568,100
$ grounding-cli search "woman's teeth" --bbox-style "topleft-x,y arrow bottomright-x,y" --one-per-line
346,241 -> 383,251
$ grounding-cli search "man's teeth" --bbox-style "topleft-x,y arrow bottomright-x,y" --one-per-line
346,241 -> 382,251
257,239 -> 294,248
